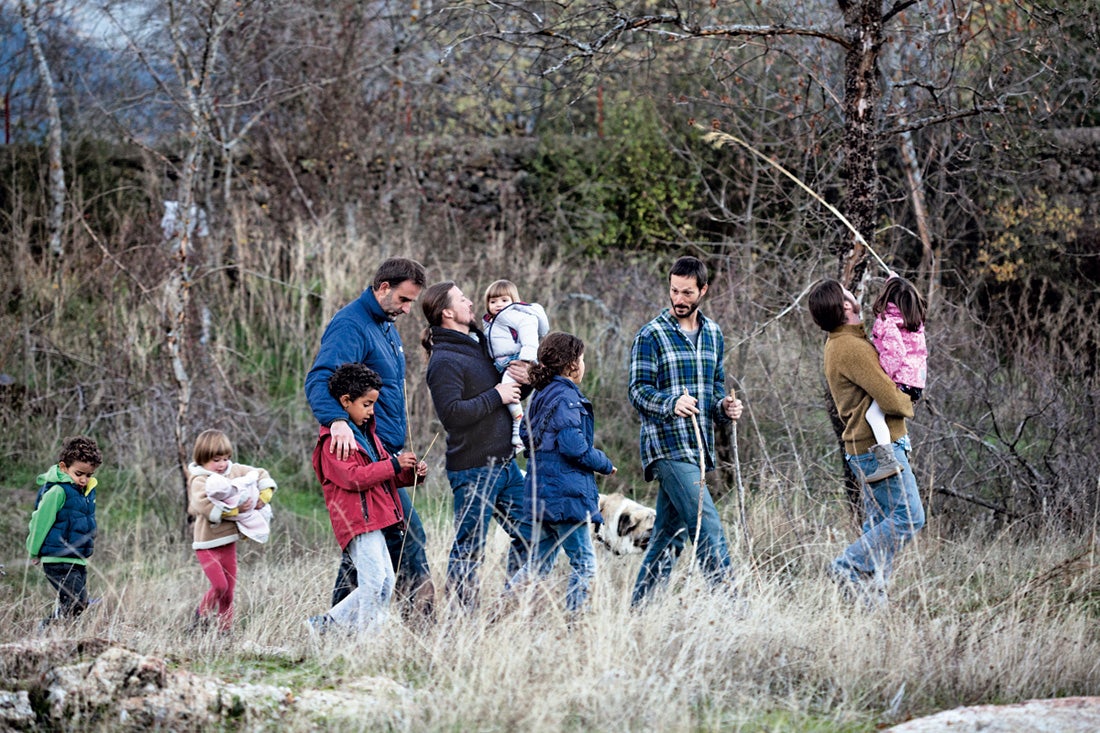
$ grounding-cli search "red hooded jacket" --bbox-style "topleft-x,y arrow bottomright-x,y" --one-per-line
312,422 -> 410,550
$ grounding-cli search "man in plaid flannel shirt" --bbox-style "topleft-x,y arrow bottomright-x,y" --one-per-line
629,256 -> 744,607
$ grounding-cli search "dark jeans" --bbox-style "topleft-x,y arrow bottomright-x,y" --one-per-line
42,562 -> 88,620
331,485 -> 432,606
445,459 -> 533,609
631,460 -> 734,607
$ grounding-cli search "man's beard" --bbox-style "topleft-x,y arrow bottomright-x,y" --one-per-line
377,294 -> 400,321
671,301 -> 698,318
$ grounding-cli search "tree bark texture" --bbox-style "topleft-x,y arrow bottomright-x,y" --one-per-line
838,0 -> 883,289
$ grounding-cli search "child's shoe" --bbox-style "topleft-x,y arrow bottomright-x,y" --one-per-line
511,421 -> 524,451
862,443 -> 902,483
185,609 -> 211,634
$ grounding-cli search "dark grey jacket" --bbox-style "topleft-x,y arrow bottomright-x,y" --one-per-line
425,326 -> 519,472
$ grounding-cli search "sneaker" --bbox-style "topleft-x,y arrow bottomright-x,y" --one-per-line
306,614 -> 334,637
861,443 -> 902,483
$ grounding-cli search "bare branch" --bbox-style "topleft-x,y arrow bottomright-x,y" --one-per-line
883,102 -> 1003,135
882,0 -> 920,25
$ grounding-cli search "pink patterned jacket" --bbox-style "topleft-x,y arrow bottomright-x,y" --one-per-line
871,303 -> 927,389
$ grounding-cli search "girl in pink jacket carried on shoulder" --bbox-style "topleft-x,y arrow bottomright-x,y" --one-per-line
863,275 -> 927,482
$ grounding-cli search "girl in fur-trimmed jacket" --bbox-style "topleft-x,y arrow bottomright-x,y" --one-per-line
511,332 -> 616,613
308,362 -> 426,635
187,429 -> 277,632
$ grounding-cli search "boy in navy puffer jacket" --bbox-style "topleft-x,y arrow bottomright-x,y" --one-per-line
27,436 -> 103,627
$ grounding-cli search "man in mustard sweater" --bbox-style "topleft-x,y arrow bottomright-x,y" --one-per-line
808,278 -> 925,606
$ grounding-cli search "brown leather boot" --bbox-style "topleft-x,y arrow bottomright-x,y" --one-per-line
862,443 -> 902,483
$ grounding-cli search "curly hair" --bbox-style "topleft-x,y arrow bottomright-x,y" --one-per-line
59,435 -> 102,468
327,362 -> 383,401
529,332 -> 585,390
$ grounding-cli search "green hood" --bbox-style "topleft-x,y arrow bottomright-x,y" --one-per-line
37,464 -> 97,495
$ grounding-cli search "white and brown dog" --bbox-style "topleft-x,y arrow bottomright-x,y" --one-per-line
593,493 -> 656,555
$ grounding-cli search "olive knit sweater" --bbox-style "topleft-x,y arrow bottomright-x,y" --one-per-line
824,324 -> 915,455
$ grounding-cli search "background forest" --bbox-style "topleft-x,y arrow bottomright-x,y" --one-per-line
1,1 -> 1099,731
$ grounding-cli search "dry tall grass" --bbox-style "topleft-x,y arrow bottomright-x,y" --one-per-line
5,493 -> 1100,732
2,216 -> 1099,730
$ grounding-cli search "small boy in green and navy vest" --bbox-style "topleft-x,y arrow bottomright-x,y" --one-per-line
26,435 -> 103,626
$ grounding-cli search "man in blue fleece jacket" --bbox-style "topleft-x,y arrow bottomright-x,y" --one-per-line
305,257 -> 434,621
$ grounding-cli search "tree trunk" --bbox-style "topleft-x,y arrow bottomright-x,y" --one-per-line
835,0 -> 887,520
19,0 -> 66,259
837,0 -> 884,289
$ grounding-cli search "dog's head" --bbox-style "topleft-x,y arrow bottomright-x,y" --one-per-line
594,492 -> 656,555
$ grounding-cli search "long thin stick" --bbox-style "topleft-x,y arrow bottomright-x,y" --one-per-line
697,125 -> 892,276
690,410 -> 706,575
394,431 -> 439,580
729,386 -> 749,552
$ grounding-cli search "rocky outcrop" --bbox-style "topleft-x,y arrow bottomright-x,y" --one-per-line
0,638 -> 407,731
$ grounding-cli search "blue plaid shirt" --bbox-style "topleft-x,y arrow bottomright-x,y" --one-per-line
629,308 -> 731,480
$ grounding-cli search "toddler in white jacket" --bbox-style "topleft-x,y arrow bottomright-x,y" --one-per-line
482,279 -> 549,449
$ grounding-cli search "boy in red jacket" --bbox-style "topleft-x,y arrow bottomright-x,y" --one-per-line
308,363 -> 427,634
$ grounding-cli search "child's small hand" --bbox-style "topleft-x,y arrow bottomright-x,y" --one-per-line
397,452 -> 419,471
31,557 -> 40,566
415,461 -> 428,478
610,466 -> 618,475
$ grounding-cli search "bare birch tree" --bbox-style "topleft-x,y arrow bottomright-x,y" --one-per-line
17,0 -> 65,259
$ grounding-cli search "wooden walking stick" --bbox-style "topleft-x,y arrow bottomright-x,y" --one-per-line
690,407 -> 707,573
728,386 -> 750,551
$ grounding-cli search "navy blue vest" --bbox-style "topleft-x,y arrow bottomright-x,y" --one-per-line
35,481 -> 97,558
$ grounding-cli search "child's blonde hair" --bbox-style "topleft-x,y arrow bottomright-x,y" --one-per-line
484,279 -> 520,312
192,429 -> 233,465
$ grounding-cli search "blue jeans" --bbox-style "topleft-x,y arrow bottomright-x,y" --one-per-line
832,435 -> 925,586
446,459 -> 534,608
329,530 -> 394,632
331,485 -> 432,606
631,459 -> 734,606
510,521 -> 597,612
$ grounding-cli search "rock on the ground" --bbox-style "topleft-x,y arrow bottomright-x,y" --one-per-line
0,638 -> 406,731
887,697 -> 1100,732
